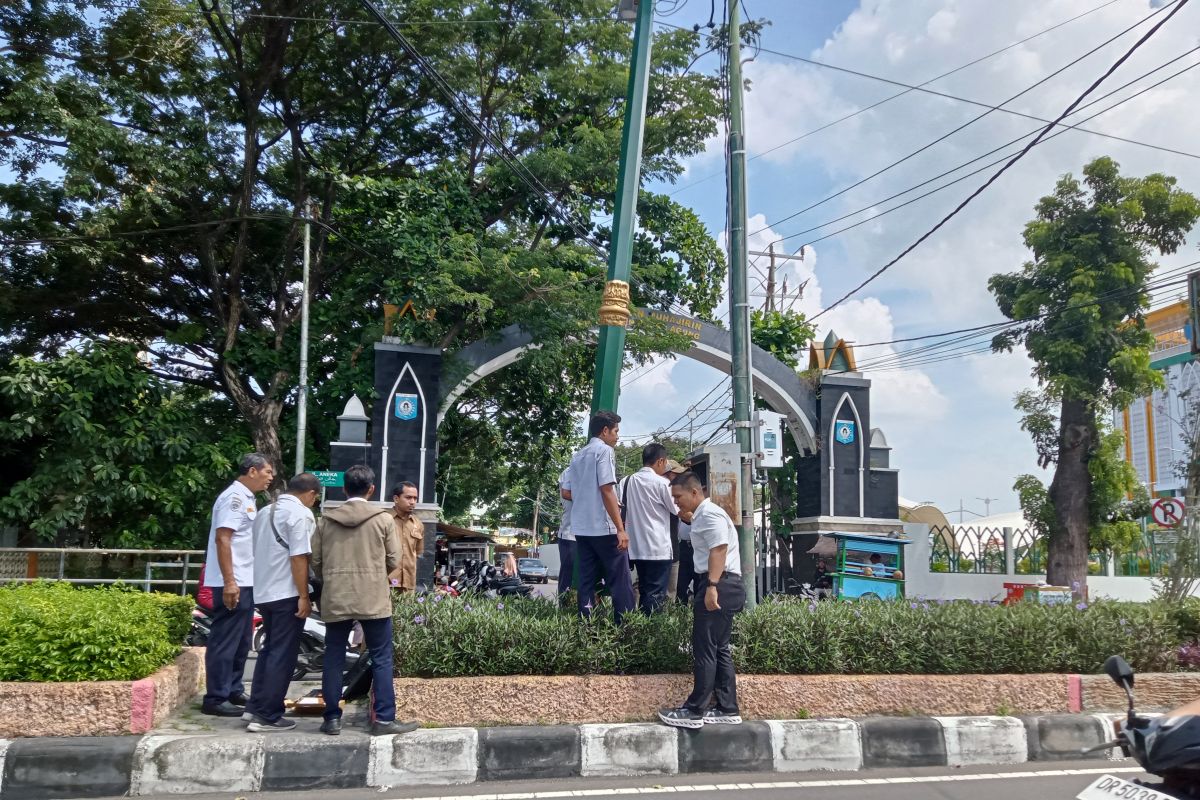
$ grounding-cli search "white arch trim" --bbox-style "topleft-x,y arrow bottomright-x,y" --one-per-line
437,343 -> 543,427
687,341 -> 817,452
381,361 -> 427,501
828,392 -> 865,517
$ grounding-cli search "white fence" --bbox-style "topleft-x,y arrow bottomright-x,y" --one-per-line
902,523 -> 1200,602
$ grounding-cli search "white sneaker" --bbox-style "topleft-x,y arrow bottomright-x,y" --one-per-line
246,715 -> 296,732
702,708 -> 742,725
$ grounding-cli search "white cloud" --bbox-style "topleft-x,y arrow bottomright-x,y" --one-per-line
658,0 -> 1200,511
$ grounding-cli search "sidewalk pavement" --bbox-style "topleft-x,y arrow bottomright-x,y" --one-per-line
0,711 -> 1131,799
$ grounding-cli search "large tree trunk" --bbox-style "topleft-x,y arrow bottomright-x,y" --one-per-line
1048,397 -> 1095,597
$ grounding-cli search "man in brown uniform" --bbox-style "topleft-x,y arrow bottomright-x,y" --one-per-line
389,482 -> 423,593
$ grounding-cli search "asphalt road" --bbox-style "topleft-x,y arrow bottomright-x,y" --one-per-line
98,761 -> 1154,800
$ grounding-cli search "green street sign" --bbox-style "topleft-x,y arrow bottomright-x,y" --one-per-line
313,470 -> 344,488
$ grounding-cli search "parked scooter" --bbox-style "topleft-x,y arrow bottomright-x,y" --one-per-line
1074,655 -> 1200,799
189,605 -> 358,681
186,607 -> 263,647
457,559 -> 533,598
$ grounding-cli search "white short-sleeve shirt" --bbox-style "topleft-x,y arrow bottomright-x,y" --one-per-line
622,467 -> 677,561
558,468 -> 575,542
252,494 -> 315,604
689,498 -> 741,576
203,480 -> 257,587
566,437 -> 618,537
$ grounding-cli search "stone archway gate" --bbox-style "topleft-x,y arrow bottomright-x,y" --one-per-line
437,308 -> 818,454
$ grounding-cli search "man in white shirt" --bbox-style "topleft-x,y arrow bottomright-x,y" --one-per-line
659,471 -> 746,729
244,472 -> 320,732
201,453 -> 275,717
564,411 -> 634,622
622,443 -> 678,614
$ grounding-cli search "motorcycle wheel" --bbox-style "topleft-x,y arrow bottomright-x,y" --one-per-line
253,625 -> 266,653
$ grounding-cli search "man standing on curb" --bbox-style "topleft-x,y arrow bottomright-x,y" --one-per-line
245,472 -> 321,732
623,443 -> 678,615
566,411 -> 634,623
389,482 -> 424,593
312,464 -> 418,737
659,471 -> 745,729
201,453 -> 275,717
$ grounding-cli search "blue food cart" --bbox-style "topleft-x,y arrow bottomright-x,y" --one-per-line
827,532 -> 910,600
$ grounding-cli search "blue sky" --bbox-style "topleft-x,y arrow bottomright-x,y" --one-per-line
614,0 -> 1200,520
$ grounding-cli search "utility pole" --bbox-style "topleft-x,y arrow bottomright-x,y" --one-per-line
765,244 -> 775,311
749,248 -> 803,311
726,0 -> 757,609
294,201 -> 313,474
590,0 -> 655,413
976,496 -> 998,517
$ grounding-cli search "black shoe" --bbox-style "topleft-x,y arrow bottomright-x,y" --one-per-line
702,708 -> 742,725
320,717 -> 342,736
246,715 -> 296,732
228,693 -> 248,707
200,701 -> 244,718
370,720 -> 419,736
658,706 -> 704,729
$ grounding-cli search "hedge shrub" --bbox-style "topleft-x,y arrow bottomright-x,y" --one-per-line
0,582 -> 190,682
392,594 -> 1184,678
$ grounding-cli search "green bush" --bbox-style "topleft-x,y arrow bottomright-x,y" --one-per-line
392,595 -> 1183,677
0,582 -> 184,681
146,592 -> 195,645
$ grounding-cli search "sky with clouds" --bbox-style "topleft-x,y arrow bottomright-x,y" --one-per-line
615,0 -> 1200,520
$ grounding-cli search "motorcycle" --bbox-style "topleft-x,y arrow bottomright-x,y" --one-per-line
1075,655 -> 1200,800
188,605 -> 358,681
458,559 -> 533,598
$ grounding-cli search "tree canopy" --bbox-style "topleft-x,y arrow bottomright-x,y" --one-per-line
990,156 -> 1199,591
1,0 -> 735,542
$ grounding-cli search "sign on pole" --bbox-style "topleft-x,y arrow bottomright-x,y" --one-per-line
312,470 -> 344,488
1151,497 -> 1186,528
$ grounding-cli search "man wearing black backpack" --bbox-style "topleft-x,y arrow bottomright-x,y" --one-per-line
243,472 -> 321,732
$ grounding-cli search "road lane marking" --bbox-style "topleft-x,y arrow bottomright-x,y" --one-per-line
385,766 -> 1146,800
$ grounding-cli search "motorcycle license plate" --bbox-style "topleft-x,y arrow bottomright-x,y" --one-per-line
1076,775 -> 1169,800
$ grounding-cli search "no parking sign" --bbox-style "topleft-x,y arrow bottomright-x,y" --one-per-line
1151,497 -> 1186,528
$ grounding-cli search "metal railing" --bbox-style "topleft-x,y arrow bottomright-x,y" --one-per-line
0,548 -> 205,594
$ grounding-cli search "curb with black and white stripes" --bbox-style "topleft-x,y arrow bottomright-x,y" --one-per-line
0,714 -> 1131,799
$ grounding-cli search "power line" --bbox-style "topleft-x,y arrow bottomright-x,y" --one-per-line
854,270 -> 1196,370
768,49 -> 1200,248
811,0 -> 1190,322
747,0 -> 1184,239
849,262 -> 1200,351
663,0 -> 1123,197
850,268 -> 1199,373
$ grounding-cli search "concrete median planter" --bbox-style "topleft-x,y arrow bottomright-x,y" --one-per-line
394,671 -> 1200,726
0,648 -> 204,739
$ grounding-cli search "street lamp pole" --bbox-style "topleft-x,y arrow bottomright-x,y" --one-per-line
294,202 -> 313,474
590,0 -> 655,413
726,0 -> 757,608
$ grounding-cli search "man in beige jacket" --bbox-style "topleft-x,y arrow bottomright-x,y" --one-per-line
312,464 -> 416,737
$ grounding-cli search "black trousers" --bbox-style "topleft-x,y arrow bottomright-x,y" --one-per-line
247,596 -> 305,723
576,534 -> 635,623
203,585 -> 254,706
684,572 -> 745,714
676,541 -> 697,605
632,559 -> 671,614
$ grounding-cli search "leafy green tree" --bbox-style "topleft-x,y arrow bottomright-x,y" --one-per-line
0,343 -> 248,547
0,0 -> 727,473
990,157 -> 1199,592
750,309 -> 814,370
